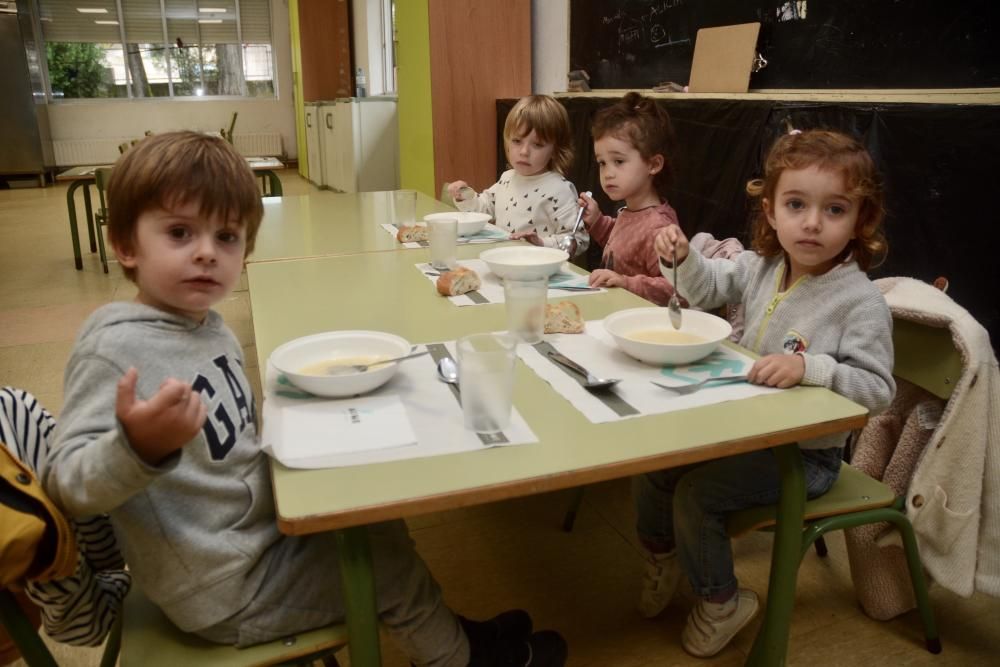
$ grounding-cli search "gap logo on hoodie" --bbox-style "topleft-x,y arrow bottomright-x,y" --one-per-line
192,354 -> 256,461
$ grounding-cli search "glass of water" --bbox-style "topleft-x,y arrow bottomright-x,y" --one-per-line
393,189 -> 417,225
456,333 -> 517,434
503,277 -> 548,344
427,216 -> 458,270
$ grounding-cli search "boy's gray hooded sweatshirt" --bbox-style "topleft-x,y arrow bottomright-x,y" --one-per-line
45,302 -> 281,632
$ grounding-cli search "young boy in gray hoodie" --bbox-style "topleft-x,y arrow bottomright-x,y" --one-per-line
43,131 -> 566,667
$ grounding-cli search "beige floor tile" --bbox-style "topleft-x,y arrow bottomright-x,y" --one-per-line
0,301 -> 105,348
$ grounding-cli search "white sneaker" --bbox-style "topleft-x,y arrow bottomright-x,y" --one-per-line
681,589 -> 759,658
637,550 -> 681,618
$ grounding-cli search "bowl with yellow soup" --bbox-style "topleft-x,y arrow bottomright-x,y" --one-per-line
603,307 -> 733,366
270,330 -> 412,397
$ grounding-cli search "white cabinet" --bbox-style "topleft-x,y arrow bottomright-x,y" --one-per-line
320,96 -> 399,192
319,102 -> 342,190
304,102 -> 324,187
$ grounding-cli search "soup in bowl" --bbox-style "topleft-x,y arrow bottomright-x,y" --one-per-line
270,330 -> 411,397
604,307 -> 732,365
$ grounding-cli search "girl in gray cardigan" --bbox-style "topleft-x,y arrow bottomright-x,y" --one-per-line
639,129 -> 895,659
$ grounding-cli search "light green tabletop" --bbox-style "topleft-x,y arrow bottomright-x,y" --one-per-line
249,190 -> 457,263
248,249 -> 868,536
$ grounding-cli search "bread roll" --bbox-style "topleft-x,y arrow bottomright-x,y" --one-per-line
545,301 -> 584,334
396,224 -> 428,243
436,267 -> 481,296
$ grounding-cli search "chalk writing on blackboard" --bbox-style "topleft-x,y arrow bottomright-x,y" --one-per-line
600,0 -> 690,58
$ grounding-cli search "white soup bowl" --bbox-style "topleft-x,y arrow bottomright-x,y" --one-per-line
479,246 -> 569,281
603,308 -> 733,366
424,211 -> 491,237
270,330 -> 411,398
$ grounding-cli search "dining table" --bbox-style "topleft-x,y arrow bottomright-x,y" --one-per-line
247,239 -> 869,667
250,190 -> 456,263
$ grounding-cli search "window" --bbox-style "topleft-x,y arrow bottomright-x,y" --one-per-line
36,0 -> 273,99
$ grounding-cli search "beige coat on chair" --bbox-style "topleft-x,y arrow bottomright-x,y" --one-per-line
847,277 -> 1000,619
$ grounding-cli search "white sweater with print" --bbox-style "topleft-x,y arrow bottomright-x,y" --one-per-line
457,169 -> 588,254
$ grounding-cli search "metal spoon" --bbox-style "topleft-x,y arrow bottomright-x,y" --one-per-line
546,350 -> 621,389
668,247 -> 683,329
556,191 -> 592,255
436,356 -> 459,386
326,349 -> 429,375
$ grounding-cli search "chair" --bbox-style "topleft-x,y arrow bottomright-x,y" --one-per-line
221,112 -> 239,145
722,313 -> 961,655
0,386 -> 348,667
440,182 -> 455,207
93,167 -> 112,274
119,589 -> 346,667
1,587 -> 347,667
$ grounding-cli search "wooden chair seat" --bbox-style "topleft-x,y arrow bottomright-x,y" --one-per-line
120,590 -> 348,667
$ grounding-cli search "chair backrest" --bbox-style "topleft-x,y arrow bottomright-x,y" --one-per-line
95,167 -> 113,214
891,317 -> 963,401
439,182 -> 454,207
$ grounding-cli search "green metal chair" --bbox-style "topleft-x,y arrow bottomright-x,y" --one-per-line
93,167 -> 112,275
723,314 -> 962,656
1,587 -> 347,667
119,589 -> 346,667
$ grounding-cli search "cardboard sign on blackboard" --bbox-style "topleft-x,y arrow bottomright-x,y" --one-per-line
688,22 -> 760,94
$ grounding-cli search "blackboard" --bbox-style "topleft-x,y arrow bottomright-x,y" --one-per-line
569,0 -> 1000,89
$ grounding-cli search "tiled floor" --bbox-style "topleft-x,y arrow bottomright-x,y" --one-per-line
2,174 -> 998,666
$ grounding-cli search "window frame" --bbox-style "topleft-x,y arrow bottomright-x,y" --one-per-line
34,0 -> 276,102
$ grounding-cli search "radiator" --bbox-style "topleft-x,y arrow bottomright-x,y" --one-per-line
234,133 -> 283,157
53,140 -> 122,166
53,132 -> 284,166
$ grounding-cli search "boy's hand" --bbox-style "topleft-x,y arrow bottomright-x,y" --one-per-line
578,192 -> 601,228
510,229 -> 544,246
748,354 -> 805,388
654,225 -> 690,265
448,180 -> 471,201
588,269 -> 626,288
115,367 -> 208,465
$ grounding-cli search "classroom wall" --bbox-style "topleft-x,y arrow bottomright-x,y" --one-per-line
531,0 -> 569,95
396,0 -> 435,197
47,0 -> 298,160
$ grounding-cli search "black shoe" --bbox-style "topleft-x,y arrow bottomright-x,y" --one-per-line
478,630 -> 567,667
461,609 -> 534,652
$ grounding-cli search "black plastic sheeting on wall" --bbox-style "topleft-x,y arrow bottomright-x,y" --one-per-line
496,97 -> 1000,354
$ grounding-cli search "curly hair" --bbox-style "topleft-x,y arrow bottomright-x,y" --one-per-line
503,95 -> 574,176
747,129 -> 887,271
107,131 -> 264,282
591,91 -> 677,195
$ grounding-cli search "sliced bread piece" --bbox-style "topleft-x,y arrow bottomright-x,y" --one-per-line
436,266 -> 481,296
396,224 -> 428,243
545,301 -> 584,334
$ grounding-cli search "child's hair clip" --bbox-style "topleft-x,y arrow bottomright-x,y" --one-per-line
788,129 -> 803,135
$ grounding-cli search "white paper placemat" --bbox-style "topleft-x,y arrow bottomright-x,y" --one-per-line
380,222 -> 510,248
416,259 -> 605,306
515,320 -> 781,423
261,343 -> 537,469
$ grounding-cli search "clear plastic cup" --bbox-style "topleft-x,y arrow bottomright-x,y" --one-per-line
427,216 -> 458,270
504,277 -> 548,344
456,333 -> 517,434
393,190 -> 417,225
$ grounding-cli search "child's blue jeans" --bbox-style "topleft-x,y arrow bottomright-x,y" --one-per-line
634,445 -> 843,602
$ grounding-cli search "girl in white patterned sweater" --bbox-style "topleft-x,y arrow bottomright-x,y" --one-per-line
448,95 -> 587,256
640,129 -> 895,659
